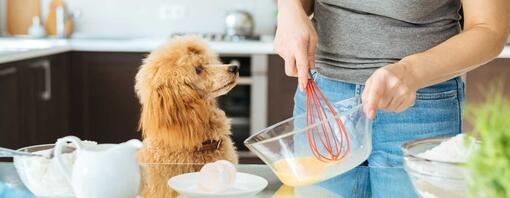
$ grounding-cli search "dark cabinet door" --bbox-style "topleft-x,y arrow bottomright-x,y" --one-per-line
0,54 -> 69,150
21,55 -> 69,146
0,65 -> 23,149
466,58 -> 510,103
464,58 -> 510,131
70,52 -> 146,143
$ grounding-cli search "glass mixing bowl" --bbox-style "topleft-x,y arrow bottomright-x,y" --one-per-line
244,97 -> 372,186
402,136 -> 470,198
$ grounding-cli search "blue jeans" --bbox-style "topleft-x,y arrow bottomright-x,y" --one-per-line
293,72 -> 464,198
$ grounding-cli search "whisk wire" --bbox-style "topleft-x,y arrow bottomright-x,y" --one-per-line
310,85 -> 336,155
305,76 -> 351,162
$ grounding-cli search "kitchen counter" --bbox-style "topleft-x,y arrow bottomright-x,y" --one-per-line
0,162 -> 357,197
2,37 -> 510,65
0,37 -> 275,64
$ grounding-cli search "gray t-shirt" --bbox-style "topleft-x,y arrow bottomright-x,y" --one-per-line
313,0 -> 462,84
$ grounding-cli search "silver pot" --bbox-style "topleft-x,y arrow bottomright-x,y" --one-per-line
225,10 -> 255,36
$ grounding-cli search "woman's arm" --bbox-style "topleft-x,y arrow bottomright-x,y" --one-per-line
399,0 -> 509,89
274,0 -> 318,91
362,0 -> 510,118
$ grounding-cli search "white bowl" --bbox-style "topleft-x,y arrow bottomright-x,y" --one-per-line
13,144 -> 75,197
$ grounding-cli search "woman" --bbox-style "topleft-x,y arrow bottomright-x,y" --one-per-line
274,0 -> 509,197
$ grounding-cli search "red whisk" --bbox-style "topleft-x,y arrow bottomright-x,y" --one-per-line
306,71 -> 350,162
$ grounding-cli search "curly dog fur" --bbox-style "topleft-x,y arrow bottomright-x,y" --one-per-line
135,36 -> 239,197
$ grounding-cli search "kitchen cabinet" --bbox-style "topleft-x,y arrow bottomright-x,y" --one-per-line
464,58 -> 510,130
22,54 -> 70,146
236,55 -> 295,164
465,58 -> 510,103
0,64 -> 23,150
69,52 -> 146,143
0,54 -> 69,151
267,55 -> 297,125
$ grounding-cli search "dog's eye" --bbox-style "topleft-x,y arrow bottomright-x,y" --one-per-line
195,66 -> 204,74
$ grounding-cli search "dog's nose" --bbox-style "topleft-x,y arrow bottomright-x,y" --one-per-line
228,65 -> 239,74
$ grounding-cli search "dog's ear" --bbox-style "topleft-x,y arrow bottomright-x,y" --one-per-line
187,45 -> 204,55
139,84 -> 209,144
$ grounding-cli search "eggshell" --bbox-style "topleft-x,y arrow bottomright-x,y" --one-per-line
197,160 -> 237,192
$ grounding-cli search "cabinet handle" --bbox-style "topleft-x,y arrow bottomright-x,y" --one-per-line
0,67 -> 16,76
30,60 -> 52,101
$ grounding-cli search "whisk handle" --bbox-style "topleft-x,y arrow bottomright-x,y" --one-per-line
308,70 -> 314,80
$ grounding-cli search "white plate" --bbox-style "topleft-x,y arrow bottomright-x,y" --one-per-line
168,172 -> 268,198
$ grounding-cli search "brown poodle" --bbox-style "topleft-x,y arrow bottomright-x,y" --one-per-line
135,36 -> 239,197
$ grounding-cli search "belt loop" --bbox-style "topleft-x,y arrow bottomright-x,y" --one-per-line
355,84 -> 364,106
355,84 -> 362,96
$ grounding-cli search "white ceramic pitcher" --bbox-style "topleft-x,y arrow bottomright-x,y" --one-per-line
54,136 -> 143,198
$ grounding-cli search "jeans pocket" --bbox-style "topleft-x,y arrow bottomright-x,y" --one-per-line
416,77 -> 463,101
416,89 -> 457,100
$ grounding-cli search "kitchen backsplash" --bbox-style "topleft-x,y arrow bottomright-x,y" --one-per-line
37,0 -> 277,38
0,0 -> 6,35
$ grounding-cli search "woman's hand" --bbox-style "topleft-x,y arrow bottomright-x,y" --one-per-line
274,0 -> 317,91
362,61 -> 418,119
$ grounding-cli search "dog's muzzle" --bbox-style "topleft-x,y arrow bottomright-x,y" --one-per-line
228,65 -> 239,74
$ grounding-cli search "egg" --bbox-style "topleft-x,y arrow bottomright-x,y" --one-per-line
197,160 -> 236,192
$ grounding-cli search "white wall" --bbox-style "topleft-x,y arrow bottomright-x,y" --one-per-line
0,0 -> 6,35
40,0 -> 277,38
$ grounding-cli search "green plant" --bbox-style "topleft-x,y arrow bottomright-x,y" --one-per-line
466,81 -> 510,198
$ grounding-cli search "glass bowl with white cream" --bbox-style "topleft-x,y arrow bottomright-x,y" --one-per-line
402,134 -> 479,198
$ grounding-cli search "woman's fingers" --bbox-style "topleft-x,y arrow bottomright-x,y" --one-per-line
392,98 -> 407,112
308,33 -> 317,69
389,97 -> 406,112
362,79 -> 380,119
362,66 -> 418,118
273,3 -> 317,90
284,56 -> 297,77
295,37 -> 311,91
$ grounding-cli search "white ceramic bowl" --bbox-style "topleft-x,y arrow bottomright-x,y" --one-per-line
13,144 -> 75,197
